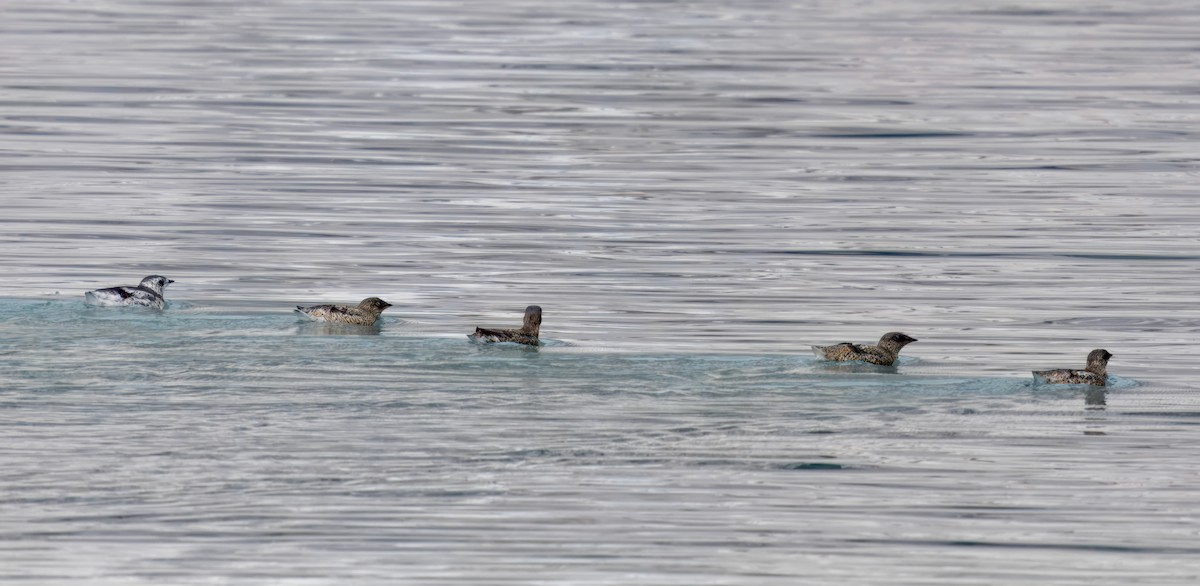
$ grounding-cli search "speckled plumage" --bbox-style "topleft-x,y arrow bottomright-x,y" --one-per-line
84,275 -> 174,309
811,332 -> 918,366
469,305 -> 542,346
1033,349 -> 1112,386
295,297 -> 392,326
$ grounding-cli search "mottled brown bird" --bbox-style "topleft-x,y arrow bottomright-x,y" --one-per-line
1033,349 -> 1112,386
812,332 -> 918,366
295,297 -> 392,326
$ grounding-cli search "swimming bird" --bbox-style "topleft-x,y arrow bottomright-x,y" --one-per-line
84,275 -> 174,309
811,332 -> 918,366
1033,349 -> 1112,386
295,297 -> 392,326
469,305 -> 542,346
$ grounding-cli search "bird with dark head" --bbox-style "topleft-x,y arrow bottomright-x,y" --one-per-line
295,297 -> 393,326
84,275 -> 175,309
1033,349 -> 1112,386
469,305 -> 542,346
811,331 -> 918,366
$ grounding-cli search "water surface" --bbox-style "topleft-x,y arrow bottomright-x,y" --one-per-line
2,0 -> 1200,583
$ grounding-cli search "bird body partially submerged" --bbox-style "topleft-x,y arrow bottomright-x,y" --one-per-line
1033,349 -> 1112,386
812,332 -> 917,366
85,275 -> 174,309
296,297 -> 392,326
470,305 -> 542,346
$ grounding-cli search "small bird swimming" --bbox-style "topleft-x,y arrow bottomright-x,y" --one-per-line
469,305 -> 542,346
295,297 -> 392,326
84,275 -> 174,309
812,332 -> 918,366
1033,349 -> 1112,386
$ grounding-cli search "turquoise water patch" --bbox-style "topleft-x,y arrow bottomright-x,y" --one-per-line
0,300 -> 1135,400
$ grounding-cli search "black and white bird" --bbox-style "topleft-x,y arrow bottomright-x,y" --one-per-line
84,275 -> 174,309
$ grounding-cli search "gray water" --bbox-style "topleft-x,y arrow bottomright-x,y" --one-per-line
3,0 -> 1200,583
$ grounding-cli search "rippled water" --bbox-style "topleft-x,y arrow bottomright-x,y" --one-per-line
3,0 -> 1200,583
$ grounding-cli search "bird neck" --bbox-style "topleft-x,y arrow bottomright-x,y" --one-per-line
877,341 -> 904,355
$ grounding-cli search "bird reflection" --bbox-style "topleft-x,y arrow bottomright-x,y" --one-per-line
295,322 -> 381,336
811,361 -> 899,375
